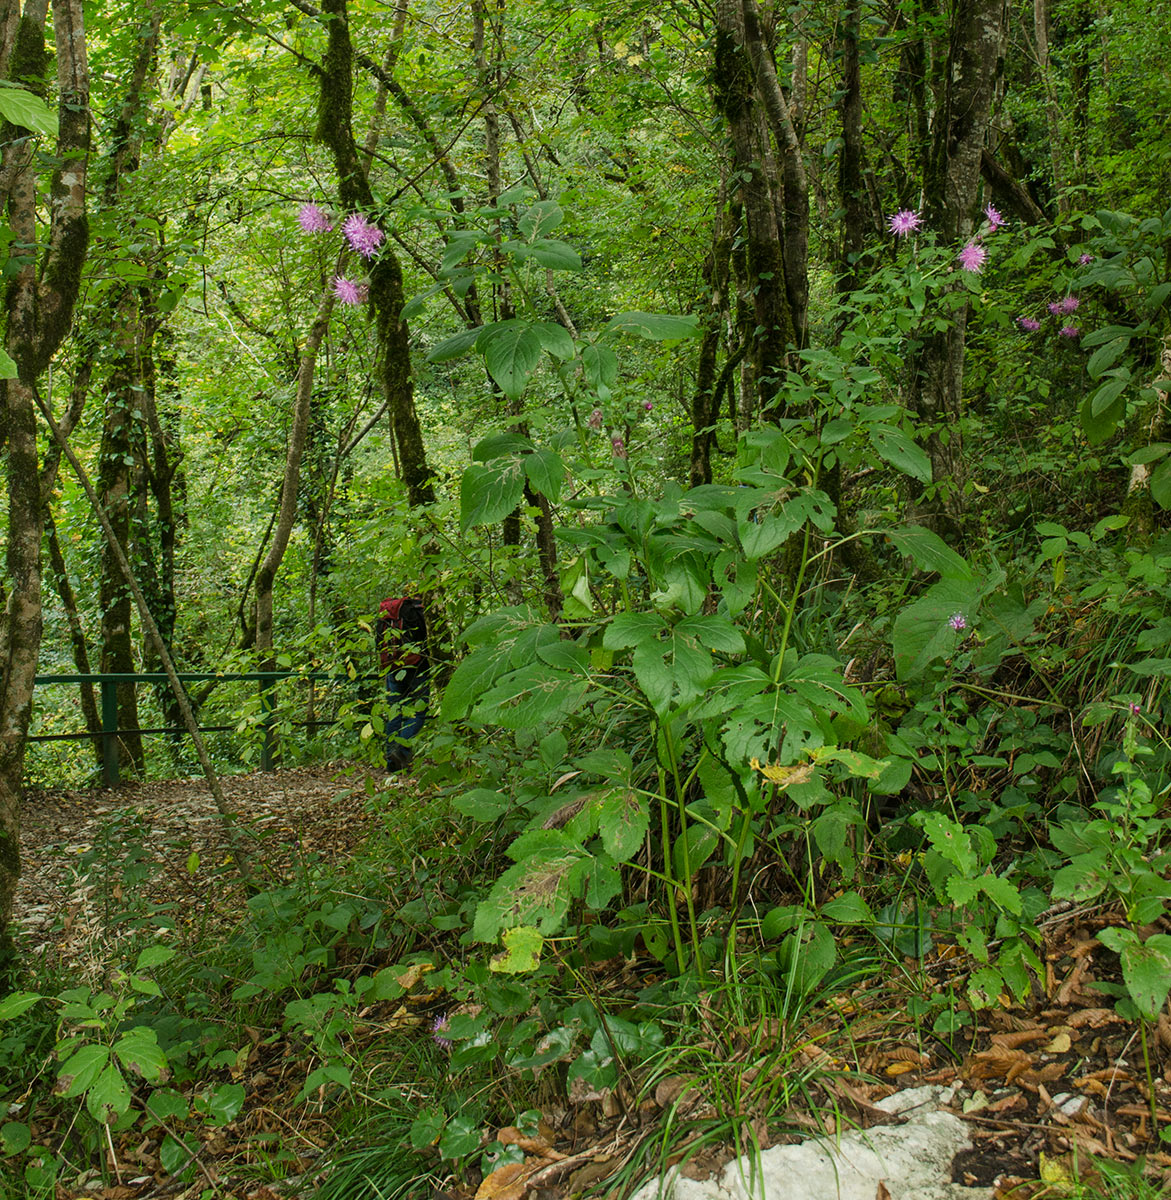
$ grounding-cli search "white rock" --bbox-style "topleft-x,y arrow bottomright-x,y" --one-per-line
630,1086 -> 992,1200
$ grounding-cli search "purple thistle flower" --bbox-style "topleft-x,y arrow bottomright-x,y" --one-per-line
342,212 -> 385,259
1048,301 -> 1063,316
587,407 -> 603,430
957,242 -> 987,273
1059,324 -> 1080,339
887,209 -> 922,237
948,612 -> 967,633
1017,316 -> 1041,332
1129,701 -> 1142,717
298,203 -> 334,234
983,204 -> 1005,232
643,400 -> 653,412
611,436 -> 627,459
431,1014 -> 452,1053
1059,295 -> 1080,314
332,276 -> 368,306
1079,253 -> 1095,265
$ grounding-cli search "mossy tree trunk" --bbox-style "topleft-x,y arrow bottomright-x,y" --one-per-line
0,0 -> 90,956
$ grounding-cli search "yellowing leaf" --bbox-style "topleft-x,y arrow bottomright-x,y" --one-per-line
749,758 -> 815,789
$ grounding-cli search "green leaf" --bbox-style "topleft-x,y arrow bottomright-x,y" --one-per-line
410,1106 -> 446,1150
490,926 -> 543,974
471,663 -> 588,729
885,525 -> 973,580
868,424 -> 931,483
1150,457 -> 1171,509
1120,935 -> 1171,1019
582,343 -> 618,391
135,945 -> 176,972
1086,336 -> 1130,379
0,347 -> 17,380
524,446 -> 565,500
604,312 -> 701,340
460,459 -> 526,531
820,891 -> 873,924
530,321 -> 575,360
1090,372 -> 1129,416
453,788 -> 511,820
160,1132 -> 198,1176
144,1089 -> 189,1128
480,323 -> 544,397
426,326 -> 481,364
891,579 -> 977,681
86,1062 -> 131,1124
595,789 -> 648,861
0,991 -> 41,1020
112,1028 -> 167,1082
1079,387 -> 1125,444
0,85 -> 58,137
518,199 -> 563,240
57,1043 -> 111,1097
515,238 -> 581,270
1,1121 -> 31,1154
473,850 -> 585,940
203,1082 -> 245,1125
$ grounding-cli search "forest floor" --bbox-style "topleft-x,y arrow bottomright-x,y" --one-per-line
13,769 -> 1171,1199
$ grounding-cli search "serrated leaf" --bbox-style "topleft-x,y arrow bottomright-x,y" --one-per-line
86,1062 -> 131,1124
480,323 -> 544,397
113,1028 -> 167,1082
595,789 -> 648,861
57,1043 -> 110,1097
582,343 -> 618,390
524,446 -> 565,500
0,991 -> 41,1020
517,199 -> 563,239
460,458 -> 526,531
1120,935 -> 1171,1019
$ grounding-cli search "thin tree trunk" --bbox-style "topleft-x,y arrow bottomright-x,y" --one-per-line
1033,0 -> 1069,214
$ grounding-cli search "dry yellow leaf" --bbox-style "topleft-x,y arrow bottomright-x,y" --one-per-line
749,758 -> 815,789
395,961 -> 435,990
885,1061 -> 918,1077
475,1162 -> 528,1200
1045,1032 -> 1072,1054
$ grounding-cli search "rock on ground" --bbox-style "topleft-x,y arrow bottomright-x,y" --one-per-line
629,1086 -> 993,1200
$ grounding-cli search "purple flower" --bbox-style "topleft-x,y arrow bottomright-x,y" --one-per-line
957,242 -> 987,273
611,436 -> 627,459
887,209 -> 922,237
983,204 -> 1005,232
342,212 -> 385,259
643,400 -> 653,412
587,407 -> 603,430
1059,295 -> 1080,314
431,1014 -> 452,1053
1129,702 -> 1142,717
1048,301 -> 1063,316
1079,253 -> 1095,265
1017,316 -> 1041,332
1059,324 -> 1080,339
948,613 -> 967,633
332,276 -> 368,306
298,203 -> 334,234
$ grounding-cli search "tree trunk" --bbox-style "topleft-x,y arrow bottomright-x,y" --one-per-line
907,0 -> 1004,540
0,0 -> 90,955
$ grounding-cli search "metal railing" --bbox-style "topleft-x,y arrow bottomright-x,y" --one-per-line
31,671 -> 366,785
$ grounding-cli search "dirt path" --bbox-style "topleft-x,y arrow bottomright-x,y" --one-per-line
16,764 -> 402,966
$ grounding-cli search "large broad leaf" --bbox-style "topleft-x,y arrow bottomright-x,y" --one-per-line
86,1062 -> 131,1124
57,1044 -> 110,1097
460,458 -> 526,531
604,312 -> 701,340
891,579 -> 976,681
1090,371 -> 1129,416
473,849 -> 586,940
886,525 -> 973,580
1151,457 -> 1171,509
524,446 -> 565,500
112,1028 -> 167,1082
517,199 -> 563,240
530,321 -> 575,360
868,424 -> 932,483
471,663 -> 588,729
594,789 -> 648,862
1079,387 -> 1125,444
582,344 -> 618,391
0,85 -> 58,137
427,326 -> 481,364
513,239 -> 582,271
480,323 -> 544,398
0,347 -> 17,380
441,645 -> 513,720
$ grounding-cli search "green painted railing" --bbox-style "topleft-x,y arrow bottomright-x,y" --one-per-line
32,671 -> 367,786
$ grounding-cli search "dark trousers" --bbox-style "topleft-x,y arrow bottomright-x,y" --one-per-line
386,665 -> 428,768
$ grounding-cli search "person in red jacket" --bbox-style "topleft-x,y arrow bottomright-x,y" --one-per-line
376,592 -> 429,771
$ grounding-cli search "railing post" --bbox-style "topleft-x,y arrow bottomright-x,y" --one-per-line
260,674 -> 275,771
100,678 -> 120,787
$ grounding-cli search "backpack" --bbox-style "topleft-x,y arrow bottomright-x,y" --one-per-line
377,597 -> 426,671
